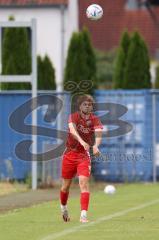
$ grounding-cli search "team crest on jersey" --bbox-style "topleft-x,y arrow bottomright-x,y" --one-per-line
86,120 -> 92,126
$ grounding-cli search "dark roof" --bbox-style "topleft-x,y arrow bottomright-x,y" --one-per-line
0,0 -> 68,7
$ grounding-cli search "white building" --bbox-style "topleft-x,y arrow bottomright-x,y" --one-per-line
0,0 -> 79,91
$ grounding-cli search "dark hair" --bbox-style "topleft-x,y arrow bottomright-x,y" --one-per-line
77,95 -> 94,107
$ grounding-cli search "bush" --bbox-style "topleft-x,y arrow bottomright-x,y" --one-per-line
38,55 -> 56,90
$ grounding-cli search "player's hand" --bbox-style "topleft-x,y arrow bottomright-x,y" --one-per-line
80,140 -> 90,151
93,145 -> 100,156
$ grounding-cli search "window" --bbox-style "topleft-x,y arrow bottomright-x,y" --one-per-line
126,0 -> 147,10
126,0 -> 139,9
149,0 -> 159,5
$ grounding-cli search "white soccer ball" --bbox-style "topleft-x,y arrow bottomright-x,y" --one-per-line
104,185 -> 116,195
86,4 -> 103,21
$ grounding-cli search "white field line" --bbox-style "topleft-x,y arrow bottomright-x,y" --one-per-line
41,198 -> 159,240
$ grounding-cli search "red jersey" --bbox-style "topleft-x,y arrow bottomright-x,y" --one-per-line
66,112 -> 103,153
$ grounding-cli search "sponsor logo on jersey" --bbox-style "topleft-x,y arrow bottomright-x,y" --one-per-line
77,124 -> 90,134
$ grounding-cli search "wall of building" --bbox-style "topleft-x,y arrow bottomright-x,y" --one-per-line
0,1 -> 79,90
79,0 -> 159,57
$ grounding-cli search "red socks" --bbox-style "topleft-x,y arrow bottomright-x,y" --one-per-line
80,192 -> 90,211
60,191 -> 90,211
60,191 -> 69,205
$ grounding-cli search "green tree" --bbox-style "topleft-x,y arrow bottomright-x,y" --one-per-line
95,49 -> 116,89
124,31 -> 151,89
64,29 -> 96,94
113,31 -> 130,89
121,30 -> 130,53
113,47 -> 126,89
64,32 -> 81,85
155,65 -> 159,88
140,39 -> 151,88
38,55 -> 56,90
1,16 -> 31,90
37,56 -> 43,89
81,27 -> 96,90
1,56 -> 16,90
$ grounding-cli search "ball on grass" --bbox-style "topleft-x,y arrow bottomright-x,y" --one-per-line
104,185 -> 116,195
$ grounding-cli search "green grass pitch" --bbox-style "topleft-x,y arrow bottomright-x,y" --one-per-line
0,183 -> 159,240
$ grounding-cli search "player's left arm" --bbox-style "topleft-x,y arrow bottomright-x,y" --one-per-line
93,128 -> 103,156
92,115 -> 103,156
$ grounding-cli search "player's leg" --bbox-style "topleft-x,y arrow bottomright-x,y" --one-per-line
60,178 -> 72,222
60,152 -> 76,222
78,159 -> 91,223
79,176 -> 90,222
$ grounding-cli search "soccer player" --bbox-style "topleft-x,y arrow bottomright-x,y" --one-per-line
60,95 -> 103,223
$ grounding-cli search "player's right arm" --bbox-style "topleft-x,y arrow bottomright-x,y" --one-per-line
69,122 -> 90,151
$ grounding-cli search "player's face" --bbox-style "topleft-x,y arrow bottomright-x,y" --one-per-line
79,101 -> 93,114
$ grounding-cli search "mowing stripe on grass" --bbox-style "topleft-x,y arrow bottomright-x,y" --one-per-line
0,202 -> 49,218
41,198 -> 159,240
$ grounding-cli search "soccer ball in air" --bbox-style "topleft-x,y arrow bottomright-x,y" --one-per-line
104,185 -> 116,195
86,4 -> 103,21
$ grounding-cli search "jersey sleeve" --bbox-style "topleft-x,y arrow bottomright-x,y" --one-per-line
68,113 -> 78,125
93,115 -> 103,130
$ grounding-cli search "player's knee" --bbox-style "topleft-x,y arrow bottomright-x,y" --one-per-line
61,186 -> 69,192
61,179 -> 72,192
61,184 -> 70,192
79,179 -> 89,192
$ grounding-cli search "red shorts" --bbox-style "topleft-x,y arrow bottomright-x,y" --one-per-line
61,151 -> 91,179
